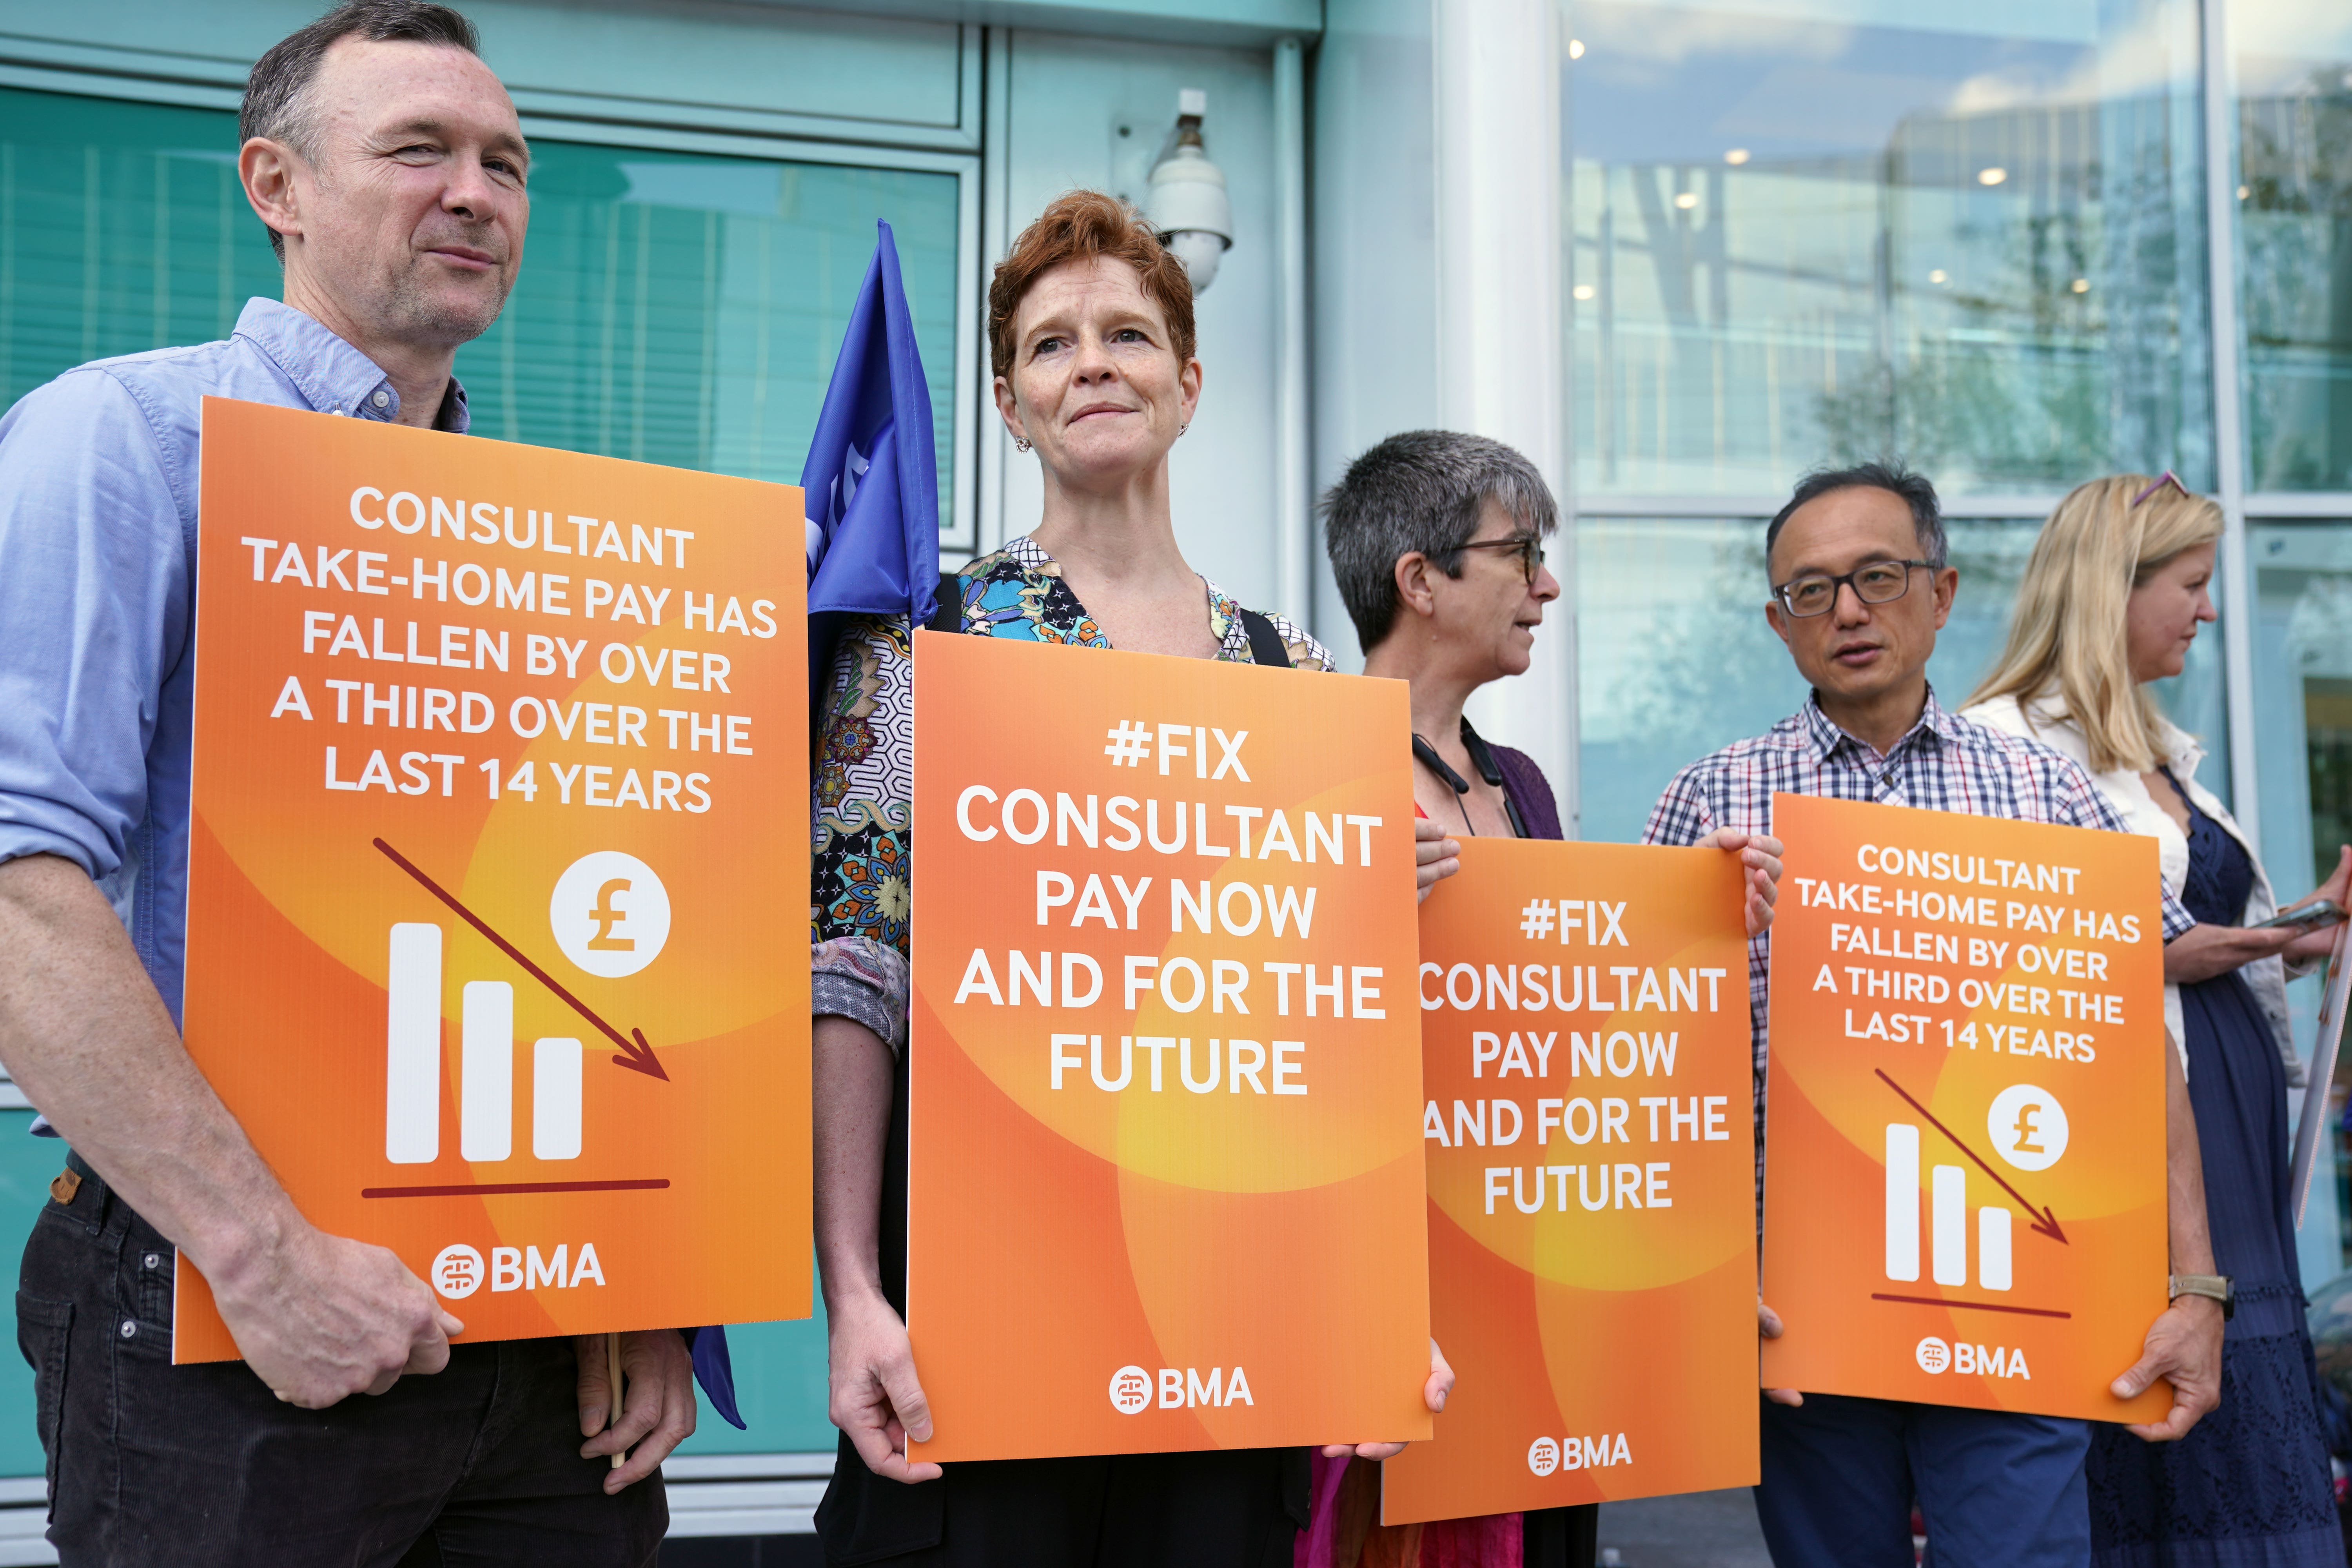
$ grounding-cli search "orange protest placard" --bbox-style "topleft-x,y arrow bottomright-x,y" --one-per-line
907,632 -> 1430,1461
1381,838 -> 1757,1524
1761,792 -> 2168,1419
178,397 -> 808,1361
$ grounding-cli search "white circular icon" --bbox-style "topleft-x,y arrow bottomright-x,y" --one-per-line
550,852 -> 671,978
1987,1084 -> 2069,1172
1528,1436 -> 1561,1476
431,1244 -> 485,1300
1916,1336 -> 1951,1374
1109,1365 -> 1153,1415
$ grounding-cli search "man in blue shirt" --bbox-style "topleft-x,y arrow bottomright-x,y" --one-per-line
0,4 -> 692,1562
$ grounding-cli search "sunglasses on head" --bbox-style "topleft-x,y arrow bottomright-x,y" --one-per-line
2129,470 -> 2190,508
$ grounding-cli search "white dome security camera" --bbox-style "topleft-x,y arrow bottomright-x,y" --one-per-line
1147,89 -> 1232,293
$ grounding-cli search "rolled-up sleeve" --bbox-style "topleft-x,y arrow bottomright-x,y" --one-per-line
811,614 -> 916,1055
0,370 -> 188,881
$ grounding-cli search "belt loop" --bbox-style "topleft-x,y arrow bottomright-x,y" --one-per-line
65,1151 -> 122,1241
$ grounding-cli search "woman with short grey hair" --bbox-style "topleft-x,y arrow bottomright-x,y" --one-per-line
1325,430 -> 1567,840
1314,430 -> 1780,1568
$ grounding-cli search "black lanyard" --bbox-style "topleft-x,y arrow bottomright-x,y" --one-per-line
1411,719 -> 1528,838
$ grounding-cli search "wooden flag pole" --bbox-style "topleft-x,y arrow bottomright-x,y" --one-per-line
606,1330 -> 626,1470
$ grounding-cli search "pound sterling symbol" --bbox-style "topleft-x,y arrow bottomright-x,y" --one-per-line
2014,1103 -> 2044,1156
587,878 -> 637,951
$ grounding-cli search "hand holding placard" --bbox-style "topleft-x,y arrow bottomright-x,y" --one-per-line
1761,793 -> 2169,1422
181,397 -> 809,1363
1381,838 -> 1757,1524
909,634 -> 1430,1461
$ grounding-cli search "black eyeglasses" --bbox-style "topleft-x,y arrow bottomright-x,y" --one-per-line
1772,559 -> 1934,617
1443,535 -> 1547,584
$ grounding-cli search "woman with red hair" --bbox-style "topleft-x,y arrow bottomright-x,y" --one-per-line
808,191 -> 1455,1567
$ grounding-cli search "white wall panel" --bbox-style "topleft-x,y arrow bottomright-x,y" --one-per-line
989,29 -> 1289,617
1310,0 -> 1439,666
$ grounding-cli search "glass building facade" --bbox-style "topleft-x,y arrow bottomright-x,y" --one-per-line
0,0 -> 2349,1507
1565,0 -> 2352,1276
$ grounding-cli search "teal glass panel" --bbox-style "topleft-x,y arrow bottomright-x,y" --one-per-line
0,94 -> 283,402
455,146 -> 959,514
2236,7 -> 2352,491
1564,0 -> 2213,495
0,1114 -> 58,1479
0,85 -> 962,521
1575,514 -> 2229,844
678,1282 -> 837,1454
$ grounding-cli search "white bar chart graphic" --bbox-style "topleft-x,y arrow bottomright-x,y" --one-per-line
461,981 -> 513,1161
1884,1122 -> 2011,1292
384,924 -> 583,1165
386,923 -> 442,1163
1884,1123 -> 1919,1280
534,1039 -> 583,1160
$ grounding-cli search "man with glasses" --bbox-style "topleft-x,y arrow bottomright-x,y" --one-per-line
1641,462 -> 2222,1567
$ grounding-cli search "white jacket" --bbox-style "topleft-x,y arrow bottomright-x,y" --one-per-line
1965,692 -> 2306,1086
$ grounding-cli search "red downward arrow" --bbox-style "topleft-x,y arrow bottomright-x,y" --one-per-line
1875,1068 -> 2065,1243
374,838 -> 668,1081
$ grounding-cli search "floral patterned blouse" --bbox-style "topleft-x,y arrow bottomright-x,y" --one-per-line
809,534 -> 1332,1049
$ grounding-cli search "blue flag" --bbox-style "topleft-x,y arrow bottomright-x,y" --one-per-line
804,220 -> 942,699
684,225 -> 940,1436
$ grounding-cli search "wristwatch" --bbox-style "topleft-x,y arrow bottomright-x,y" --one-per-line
2169,1274 -> 2234,1320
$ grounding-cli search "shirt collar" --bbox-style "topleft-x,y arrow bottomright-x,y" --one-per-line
1797,685 -> 1957,763
234,297 -> 470,432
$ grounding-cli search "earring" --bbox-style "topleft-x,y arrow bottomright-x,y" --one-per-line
1014,436 -> 1031,452
1178,423 -> 1189,438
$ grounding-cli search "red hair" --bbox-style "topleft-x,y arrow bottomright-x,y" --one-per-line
988,189 -> 1196,381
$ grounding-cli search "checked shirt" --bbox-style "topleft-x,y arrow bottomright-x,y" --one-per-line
1641,688 -> 2196,1205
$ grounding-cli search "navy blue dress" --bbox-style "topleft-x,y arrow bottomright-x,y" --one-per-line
2085,776 -> 2344,1565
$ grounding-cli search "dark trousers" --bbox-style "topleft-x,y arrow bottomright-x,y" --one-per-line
1526,1502 -> 1599,1567
1755,1392 -> 2091,1568
816,1434 -> 1307,1567
17,1151 -> 666,1567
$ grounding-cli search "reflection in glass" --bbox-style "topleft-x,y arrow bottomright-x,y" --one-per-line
2236,5 -> 2352,491
1565,0 -> 2210,495
2252,522 -> 2352,894
2248,520 -> 2352,1279
1577,512 -> 2227,843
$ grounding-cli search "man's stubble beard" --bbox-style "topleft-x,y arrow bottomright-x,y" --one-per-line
379,249 -> 513,348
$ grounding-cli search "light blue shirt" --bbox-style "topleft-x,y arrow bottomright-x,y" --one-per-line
0,298 -> 468,1032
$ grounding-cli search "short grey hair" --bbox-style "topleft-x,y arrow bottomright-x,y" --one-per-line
241,1 -> 483,259
1321,430 -> 1559,653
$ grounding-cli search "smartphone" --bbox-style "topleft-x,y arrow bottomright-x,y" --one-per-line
2256,902 -> 2347,934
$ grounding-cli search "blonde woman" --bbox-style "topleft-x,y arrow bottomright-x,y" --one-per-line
1965,472 -> 2351,1568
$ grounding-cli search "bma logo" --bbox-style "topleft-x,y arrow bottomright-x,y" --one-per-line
1528,1434 -> 1631,1473
1106,1365 -> 1256,1412
1109,1366 -> 1152,1415
1916,1336 -> 2031,1379
430,1242 -> 607,1301
431,1245 -> 485,1300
